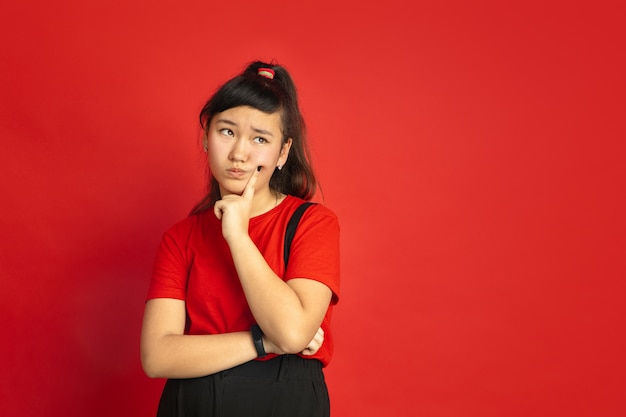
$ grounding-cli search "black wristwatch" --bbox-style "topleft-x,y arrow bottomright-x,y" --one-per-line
250,324 -> 267,358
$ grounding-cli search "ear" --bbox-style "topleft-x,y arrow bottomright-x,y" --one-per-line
278,138 -> 293,167
202,132 -> 208,152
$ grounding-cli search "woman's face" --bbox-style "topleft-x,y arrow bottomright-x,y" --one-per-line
207,105 -> 291,198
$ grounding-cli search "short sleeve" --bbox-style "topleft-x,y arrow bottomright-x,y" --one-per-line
146,222 -> 193,301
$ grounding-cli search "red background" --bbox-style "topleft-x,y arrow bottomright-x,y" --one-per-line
1,1 -> 625,416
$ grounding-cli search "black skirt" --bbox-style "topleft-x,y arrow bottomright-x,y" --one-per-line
156,355 -> 330,417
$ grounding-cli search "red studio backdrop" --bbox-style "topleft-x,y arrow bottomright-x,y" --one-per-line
1,1 -> 625,416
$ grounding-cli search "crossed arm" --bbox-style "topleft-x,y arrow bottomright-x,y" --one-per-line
140,170 -> 332,379
141,276 -> 330,379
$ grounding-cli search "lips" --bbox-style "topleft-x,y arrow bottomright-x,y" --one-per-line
225,168 -> 249,179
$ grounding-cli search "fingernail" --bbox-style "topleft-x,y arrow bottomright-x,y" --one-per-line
257,166 -> 262,172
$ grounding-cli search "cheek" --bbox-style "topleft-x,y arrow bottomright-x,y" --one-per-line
207,136 -> 229,160
206,146 -> 228,174
252,144 -> 282,163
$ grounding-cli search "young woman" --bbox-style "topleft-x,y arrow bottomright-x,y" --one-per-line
140,61 -> 340,417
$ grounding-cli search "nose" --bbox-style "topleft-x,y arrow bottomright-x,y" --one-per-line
229,137 -> 248,162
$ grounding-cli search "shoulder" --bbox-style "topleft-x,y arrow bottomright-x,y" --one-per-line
161,210 -> 214,243
282,196 -> 339,233
283,195 -> 337,219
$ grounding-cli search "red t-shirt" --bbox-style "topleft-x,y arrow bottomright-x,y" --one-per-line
147,195 -> 340,366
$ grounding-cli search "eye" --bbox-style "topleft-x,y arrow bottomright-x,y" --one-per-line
253,136 -> 268,144
219,128 -> 234,137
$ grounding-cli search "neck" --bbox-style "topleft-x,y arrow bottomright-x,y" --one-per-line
250,188 -> 282,217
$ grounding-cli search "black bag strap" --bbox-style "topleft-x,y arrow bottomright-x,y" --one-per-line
284,202 -> 315,268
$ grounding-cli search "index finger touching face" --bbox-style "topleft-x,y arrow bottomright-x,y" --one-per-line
242,166 -> 262,200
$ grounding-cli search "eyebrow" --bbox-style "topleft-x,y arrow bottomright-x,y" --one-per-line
215,118 -> 275,137
252,127 -> 274,137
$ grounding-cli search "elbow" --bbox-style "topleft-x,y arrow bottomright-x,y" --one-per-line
142,364 -> 160,379
273,330 -> 312,354
141,349 -> 164,379
141,355 -> 158,379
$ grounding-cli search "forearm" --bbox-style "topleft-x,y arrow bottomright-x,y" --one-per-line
228,235 -> 327,353
141,299 -> 267,379
141,331 -> 259,379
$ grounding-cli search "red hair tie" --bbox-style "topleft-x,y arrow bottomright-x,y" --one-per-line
258,68 -> 275,79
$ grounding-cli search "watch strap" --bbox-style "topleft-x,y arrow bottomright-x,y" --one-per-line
250,324 -> 267,358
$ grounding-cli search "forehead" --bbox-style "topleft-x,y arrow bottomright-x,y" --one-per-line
212,106 -> 282,132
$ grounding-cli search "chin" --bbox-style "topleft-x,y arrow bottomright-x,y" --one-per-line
219,185 -> 245,197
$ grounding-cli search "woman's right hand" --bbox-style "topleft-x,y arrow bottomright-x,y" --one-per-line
300,326 -> 325,356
